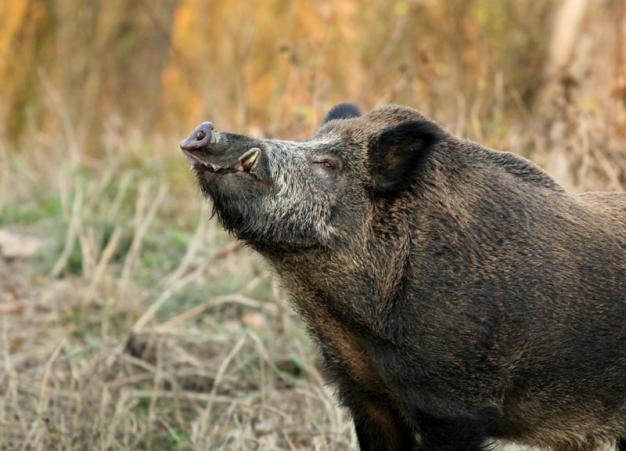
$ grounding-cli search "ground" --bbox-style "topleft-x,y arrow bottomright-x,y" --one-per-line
0,222 -> 359,450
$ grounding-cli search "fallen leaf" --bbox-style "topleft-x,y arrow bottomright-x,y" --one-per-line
9,338 -> 23,353
0,302 -> 23,315
242,312 -> 266,329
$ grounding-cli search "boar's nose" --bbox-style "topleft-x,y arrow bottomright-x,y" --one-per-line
180,122 -> 214,151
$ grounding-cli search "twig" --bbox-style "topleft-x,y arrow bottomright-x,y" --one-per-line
163,202 -> 209,287
0,140 -> 9,210
85,226 -> 122,303
50,185 -> 83,278
105,172 -> 134,223
155,293 -> 276,332
197,334 -> 247,442
119,183 -> 167,287
127,389 -> 246,405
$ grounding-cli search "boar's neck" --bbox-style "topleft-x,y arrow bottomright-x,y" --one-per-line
265,200 -> 419,346
261,143 -> 469,343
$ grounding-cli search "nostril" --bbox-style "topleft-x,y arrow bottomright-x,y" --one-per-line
180,121 -> 214,151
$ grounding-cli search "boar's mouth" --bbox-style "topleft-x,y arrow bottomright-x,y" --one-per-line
180,121 -> 266,179
182,147 -> 261,175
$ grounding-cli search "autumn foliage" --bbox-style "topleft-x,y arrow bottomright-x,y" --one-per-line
0,0 -> 624,188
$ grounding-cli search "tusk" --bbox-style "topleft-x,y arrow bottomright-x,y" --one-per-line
239,148 -> 261,172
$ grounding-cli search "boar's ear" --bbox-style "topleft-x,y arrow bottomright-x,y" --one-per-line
368,120 -> 443,195
322,103 -> 361,124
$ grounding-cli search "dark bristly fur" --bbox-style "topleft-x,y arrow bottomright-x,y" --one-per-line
181,104 -> 626,451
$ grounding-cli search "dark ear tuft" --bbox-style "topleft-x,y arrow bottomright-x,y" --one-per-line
322,103 -> 361,124
368,120 -> 443,195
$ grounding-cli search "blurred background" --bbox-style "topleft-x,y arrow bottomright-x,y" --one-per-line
0,0 -> 624,449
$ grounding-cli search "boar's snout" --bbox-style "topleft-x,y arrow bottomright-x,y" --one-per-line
179,121 -> 268,180
180,122 -> 214,151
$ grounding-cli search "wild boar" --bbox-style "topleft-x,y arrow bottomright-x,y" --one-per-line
180,104 -> 626,451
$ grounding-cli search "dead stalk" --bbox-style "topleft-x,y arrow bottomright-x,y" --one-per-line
155,293 -> 276,332
85,226 -> 122,303
163,202 -> 209,287
50,185 -> 84,278
120,183 -> 167,287
196,334 -> 246,446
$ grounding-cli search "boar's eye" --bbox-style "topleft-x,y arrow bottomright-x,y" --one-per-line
315,160 -> 337,170
312,157 -> 342,177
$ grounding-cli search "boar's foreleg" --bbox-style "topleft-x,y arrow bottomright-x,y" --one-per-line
351,401 -> 419,450
418,413 -> 490,451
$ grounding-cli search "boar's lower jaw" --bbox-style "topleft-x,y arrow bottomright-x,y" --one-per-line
206,196 -> 334,255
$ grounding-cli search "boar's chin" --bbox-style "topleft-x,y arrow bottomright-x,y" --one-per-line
206,196 -> 329,255
193,167 -> 332,255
